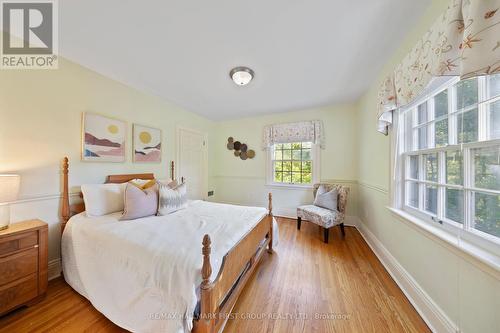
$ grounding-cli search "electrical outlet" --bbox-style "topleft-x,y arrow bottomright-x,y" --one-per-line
208,190 -> 214,197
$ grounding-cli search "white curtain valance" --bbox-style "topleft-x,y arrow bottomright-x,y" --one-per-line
377,0 -> 500,135
262,120 -> 325,149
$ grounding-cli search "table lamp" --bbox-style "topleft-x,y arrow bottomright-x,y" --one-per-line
0,175 -> 20,230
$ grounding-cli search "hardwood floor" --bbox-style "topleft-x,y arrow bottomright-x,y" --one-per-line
0,218 -> 430,333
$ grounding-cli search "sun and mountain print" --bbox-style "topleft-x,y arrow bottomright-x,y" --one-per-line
133,124 -> 162,163
82,113 -> 126,162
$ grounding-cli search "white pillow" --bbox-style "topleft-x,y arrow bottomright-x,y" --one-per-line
157,182 -> 187,215
81,183 -> 127,217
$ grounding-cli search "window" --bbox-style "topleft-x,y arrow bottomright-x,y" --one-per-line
267,142 -> 319,186
397,75 -> 500,244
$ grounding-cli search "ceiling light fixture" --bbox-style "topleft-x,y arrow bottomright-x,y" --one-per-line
230,67 -> 254,86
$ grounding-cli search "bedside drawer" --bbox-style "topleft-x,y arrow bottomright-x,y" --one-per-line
0,274 -> 38,315
0,247 -> 38,286
0,231 -> 38,257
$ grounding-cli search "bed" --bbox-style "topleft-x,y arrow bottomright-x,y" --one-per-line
60,157 -> 276,333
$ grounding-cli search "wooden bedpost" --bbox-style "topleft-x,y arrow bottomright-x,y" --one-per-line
267,192 -> 273,253
170,161 -> 175,181
198,234 -> 214,332
201,234 -> 212,286
61,157 -> 70,233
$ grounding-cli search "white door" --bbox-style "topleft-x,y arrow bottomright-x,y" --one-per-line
177,127 -> 206,200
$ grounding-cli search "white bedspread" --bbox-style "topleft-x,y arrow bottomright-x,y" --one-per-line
62,200 -> 278,333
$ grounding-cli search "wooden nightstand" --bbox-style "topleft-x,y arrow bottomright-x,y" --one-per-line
0,220 -> 48,316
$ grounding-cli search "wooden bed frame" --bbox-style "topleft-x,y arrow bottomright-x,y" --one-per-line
60,157 -> 273,333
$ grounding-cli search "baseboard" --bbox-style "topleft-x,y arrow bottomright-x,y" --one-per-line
273,207 -> 358,228
356,218 -> 458,333
48,258 -> 61,281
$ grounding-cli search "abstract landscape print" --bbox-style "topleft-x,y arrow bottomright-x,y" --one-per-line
82,113 -> 126,162
133,124 -> 161,163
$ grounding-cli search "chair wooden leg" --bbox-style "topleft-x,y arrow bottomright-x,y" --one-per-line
297,217 -> 301,230
323,227 -> 329,243
340,223 -> 345,237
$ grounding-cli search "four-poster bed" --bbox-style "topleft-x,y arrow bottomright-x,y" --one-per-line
60,157 -> 274,333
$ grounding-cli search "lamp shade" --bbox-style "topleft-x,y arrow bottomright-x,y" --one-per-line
0,175 -> 21,203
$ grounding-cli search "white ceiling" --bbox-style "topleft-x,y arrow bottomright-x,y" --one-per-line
59,0 -> 430,120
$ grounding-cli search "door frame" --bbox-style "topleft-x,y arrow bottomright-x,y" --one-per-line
176,126 -> 208,200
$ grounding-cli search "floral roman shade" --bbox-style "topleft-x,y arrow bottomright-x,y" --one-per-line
377,0 -> 500,135
262,120 -> 325,149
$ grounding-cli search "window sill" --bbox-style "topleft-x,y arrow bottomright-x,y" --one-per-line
387,207 -> 500,276
265,183 -> 313,190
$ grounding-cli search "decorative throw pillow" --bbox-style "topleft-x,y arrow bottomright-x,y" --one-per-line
81,183 -> 127,217
157,182 -> 187,215
120,182 -> 159,221
313,185 -> 338,211
130,179 -> 157,190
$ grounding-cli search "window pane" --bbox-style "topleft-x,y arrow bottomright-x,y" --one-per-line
301,149 -> 311,160
407,182 -> 419,208
292,161 -> 301,172
488,73 -> 500,98
424,153 -> 438,182
283,143 -> 291,149
435,118 -> 448,147
418,126 -> 428,149
409,155 -> 419,179
456,78 -> 478,110
474,192 -> 500,238
292,150 -> 301,160
302,172 -> 312,184
274,149 -> 282,160
275,144 -> 283,150
425,185 -> 438,214
489,100 -> 500,139
457,108 -> 478,143
283,161 -> 292,172
446,151 -> 463,185
283,172 -> 292,183
274,172 -> 282,182
473,146 -> 500,191
418,103 -> 428,124
302,161 -> 312,173
292,173 -> 302,183
302,142 -> 312,148
274,161 -> 283,172
434,90 -> 448,118
291,142 -> 301,149
445,188 -> 464,224
283,150 -> 291,160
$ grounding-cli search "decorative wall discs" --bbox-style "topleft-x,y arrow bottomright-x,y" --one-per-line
226,137 -> 255,160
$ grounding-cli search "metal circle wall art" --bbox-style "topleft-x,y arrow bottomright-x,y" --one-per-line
226,137 -> 256,160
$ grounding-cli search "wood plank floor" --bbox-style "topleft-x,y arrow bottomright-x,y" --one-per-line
0,218 -> 430,333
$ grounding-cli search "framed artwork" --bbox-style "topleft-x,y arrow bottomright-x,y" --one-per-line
82,113 -> 126,162
133,124 -> 162,163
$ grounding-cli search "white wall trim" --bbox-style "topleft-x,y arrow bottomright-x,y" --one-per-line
48,258 -> 62,281
11,192 -> 80,205
356,217 -> 458,333
358,181 -> 389,194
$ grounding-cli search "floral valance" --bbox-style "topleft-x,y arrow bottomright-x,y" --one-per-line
377,0 -> 500,135
262,120 -> 325,149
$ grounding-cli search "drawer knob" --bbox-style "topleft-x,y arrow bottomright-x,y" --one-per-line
33,245 -> 39,248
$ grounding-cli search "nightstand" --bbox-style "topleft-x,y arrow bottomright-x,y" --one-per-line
0,220 -> 48,315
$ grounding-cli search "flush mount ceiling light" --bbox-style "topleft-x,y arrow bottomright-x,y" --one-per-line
230,67 -> 254,86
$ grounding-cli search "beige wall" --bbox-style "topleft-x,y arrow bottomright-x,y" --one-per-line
213,104 -> 359,218
0,57 -> 216,263
356,1 -> 500,332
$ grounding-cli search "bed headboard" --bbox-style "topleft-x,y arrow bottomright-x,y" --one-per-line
61,157 -> 175,232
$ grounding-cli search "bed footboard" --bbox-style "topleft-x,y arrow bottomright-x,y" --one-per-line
193,194 -> 274,333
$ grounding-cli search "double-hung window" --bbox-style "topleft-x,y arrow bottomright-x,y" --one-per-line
267,142 -> 320,187
396,74 -> 500,246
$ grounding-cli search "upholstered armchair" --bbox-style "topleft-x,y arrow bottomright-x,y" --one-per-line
296,183 -> 350,243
